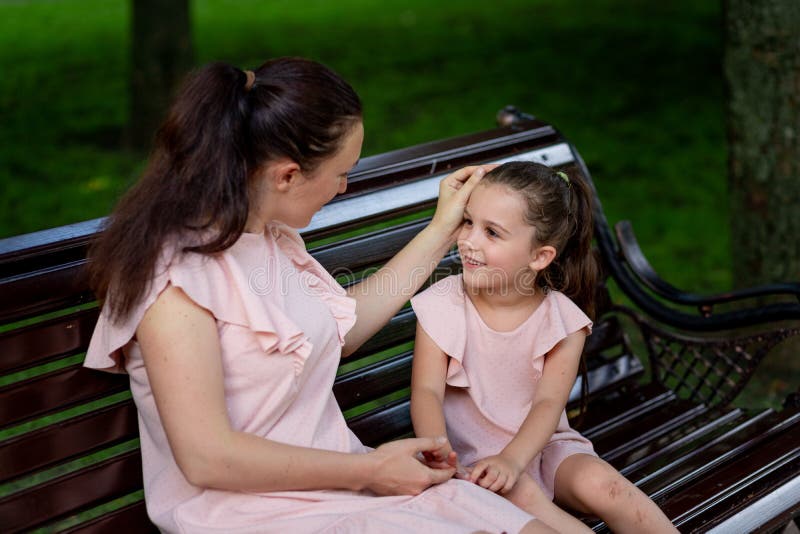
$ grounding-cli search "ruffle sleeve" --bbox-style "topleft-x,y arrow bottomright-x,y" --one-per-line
83,223 -> 356,377
410,275 -> 469,387
530,290 -> 593,364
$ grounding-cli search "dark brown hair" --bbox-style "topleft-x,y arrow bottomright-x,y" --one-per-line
483,161 -> 598,319
89,57 -> 362,322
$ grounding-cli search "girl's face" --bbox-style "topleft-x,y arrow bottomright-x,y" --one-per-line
457,183 -> 540,293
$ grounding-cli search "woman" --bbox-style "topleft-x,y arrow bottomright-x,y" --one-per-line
84,57 -> 554,533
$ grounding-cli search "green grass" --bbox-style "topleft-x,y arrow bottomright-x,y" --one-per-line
3,0 -> 793,407
1,0 -> 727,291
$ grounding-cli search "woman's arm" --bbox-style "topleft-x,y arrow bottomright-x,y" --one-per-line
137,285 -> 455,495
342,166 -> 488,357
469,330 -> 587,492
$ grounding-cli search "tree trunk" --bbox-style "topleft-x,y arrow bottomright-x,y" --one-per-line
724,0 -> 800,288
127,0 -> 193,150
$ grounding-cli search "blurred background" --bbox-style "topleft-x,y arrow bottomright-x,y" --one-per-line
0,0 -> 796,405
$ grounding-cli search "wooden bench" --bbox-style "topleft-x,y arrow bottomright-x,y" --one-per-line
1,110 -> 799,533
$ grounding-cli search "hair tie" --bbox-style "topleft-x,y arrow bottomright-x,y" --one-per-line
244,70 -> 256,92
556,170 -> 570,186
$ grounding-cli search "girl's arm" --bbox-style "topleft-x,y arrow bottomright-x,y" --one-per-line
138,285 -> 455,495
341,166 -> 488,357
410,323 -> 449,438
470,330 -> 587,493
410,323 -> 459,469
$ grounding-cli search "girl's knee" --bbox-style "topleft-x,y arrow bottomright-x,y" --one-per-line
508,473 -> 551,510
569,460 -> 632,508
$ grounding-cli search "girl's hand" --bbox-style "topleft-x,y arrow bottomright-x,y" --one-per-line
421,437 -> 456,469
430,165 -> 495,240
468,454 -> 522,494
365,437 -> 456,496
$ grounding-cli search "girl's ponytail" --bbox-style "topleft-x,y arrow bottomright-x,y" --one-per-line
553,171 -> 598,320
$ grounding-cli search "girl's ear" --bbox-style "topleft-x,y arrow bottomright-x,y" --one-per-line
529,245 -> 557,272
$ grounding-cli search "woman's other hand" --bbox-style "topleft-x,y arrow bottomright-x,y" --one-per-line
430,165 -> 495,240
365,437 -> 456,495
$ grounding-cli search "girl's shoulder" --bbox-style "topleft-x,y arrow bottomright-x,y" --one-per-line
410,273 -> 465,309
527,290 -> 593,360
409,274 -> 468,362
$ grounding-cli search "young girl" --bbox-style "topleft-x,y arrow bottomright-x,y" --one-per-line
410,161 -> 678,533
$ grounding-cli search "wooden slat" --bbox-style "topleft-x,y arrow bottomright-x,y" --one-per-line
593,401 -> 708,463
614,408 -> 745,475
0,366 -> 128,428
347,308 -> 417,361
63,499 -> 157,534
635,409 -> 800,499
334,352 -> 412,411
311,219 -> 429,274
347,399 -> 412,448
579,383 -> 677,439
0,308 -> 98,374
0,450 -> 143,533
0,400 -> 137,481
0,261 -> 93,324
665,415 -> 800,531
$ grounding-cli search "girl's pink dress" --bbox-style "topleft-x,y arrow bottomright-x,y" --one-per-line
83,223 -> 534,533
410,275 -> 597,500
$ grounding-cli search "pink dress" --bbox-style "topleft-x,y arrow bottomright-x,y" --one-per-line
410,275 -> 597,500
84,223 -> 534,533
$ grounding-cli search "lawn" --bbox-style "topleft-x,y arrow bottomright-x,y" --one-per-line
5,2 -> 790,404
1,0 -> 727,289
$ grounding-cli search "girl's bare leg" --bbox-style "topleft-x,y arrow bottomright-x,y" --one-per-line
518,519 -> 558,534
506,472 -> 592,534
553,454 -> 678,534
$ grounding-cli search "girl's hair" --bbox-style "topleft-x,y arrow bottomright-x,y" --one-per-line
89,57 -> 362,322
482,161 -> 598,319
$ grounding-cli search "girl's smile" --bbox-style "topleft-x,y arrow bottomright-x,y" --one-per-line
457,183 -> 538,289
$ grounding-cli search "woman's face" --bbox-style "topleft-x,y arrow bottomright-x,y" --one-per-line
273,121 -> 364,229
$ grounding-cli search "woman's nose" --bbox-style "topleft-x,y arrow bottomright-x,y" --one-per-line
338,176 -> 348,194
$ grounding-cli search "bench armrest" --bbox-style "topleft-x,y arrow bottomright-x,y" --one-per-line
615,220 -> 800,306
605,220 -> 800,331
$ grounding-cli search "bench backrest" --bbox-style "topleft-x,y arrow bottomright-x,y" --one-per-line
0,117 -> 635,532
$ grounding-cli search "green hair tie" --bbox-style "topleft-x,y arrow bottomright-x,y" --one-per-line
556,170 -> 570,186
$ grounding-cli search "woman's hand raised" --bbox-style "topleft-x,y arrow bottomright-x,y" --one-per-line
364,437 -> 457,496
430,165 -> 496,241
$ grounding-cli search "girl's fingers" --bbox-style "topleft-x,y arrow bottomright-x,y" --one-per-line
479,469 -> 499,489
469,462 -> 488,483
489,473 -> 507,493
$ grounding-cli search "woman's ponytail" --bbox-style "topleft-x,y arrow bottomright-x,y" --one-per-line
89,58 -> 362,322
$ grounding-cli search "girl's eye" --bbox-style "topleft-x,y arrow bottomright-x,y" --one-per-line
463,218 -> 473,226
486,227 -> 498,238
